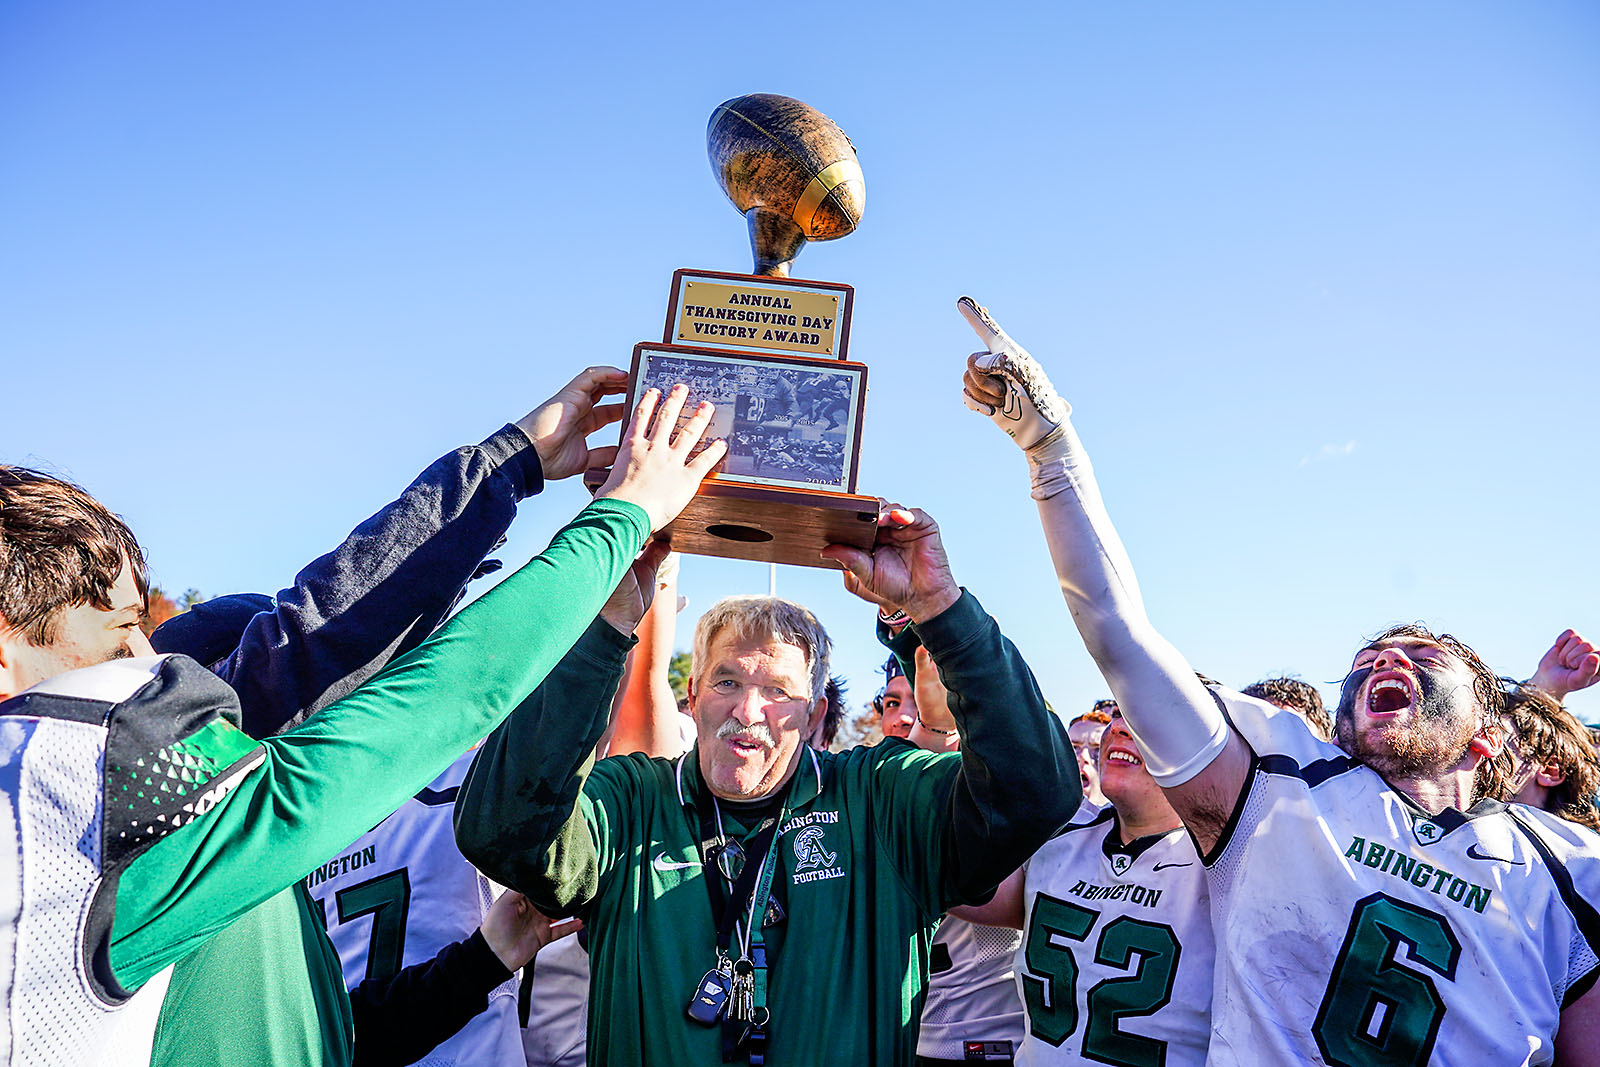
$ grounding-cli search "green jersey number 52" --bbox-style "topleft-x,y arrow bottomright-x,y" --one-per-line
1022,894 -> 1182,1067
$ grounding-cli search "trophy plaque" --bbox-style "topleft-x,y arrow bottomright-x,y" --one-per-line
587,93 -> 880,568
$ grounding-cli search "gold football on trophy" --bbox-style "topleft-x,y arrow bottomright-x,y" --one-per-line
708,94 -> 866,276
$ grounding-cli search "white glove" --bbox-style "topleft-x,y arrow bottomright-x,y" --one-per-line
957,296 -> 1071,452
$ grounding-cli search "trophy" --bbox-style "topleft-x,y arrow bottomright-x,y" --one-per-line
588,94 -> 880,568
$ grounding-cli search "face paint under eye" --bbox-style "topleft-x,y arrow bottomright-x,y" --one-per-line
1334,666 -> 1371,727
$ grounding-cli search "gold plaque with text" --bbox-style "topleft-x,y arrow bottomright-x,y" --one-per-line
665,270 -> 852,359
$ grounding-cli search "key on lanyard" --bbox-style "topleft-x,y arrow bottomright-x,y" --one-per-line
729,957 -> 756,1023
686,952 -> 734,1025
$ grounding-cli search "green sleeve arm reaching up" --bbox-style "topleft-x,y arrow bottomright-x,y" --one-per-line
108,499 -> 649,991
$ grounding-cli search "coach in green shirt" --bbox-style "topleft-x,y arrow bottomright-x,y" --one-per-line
456,506 -> 1079,1065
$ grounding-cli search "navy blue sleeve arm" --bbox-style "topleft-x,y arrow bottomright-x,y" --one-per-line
216,424 -> 544,737
349,929 -> 512,1067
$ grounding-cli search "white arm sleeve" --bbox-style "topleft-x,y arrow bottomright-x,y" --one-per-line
1028,422 -> 1229,786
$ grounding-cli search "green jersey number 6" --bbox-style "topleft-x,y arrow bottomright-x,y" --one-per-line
1313,892 -> 1460,1067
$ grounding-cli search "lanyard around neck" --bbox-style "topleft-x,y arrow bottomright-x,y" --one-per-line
701,791 -> 789,956
732,807 -> 786,961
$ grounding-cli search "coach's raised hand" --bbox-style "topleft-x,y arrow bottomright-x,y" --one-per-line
957,296 -> 1071,453
597,385 -> 727,533
822,506 -> 961,624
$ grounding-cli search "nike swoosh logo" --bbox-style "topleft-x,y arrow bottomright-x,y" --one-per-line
1001,384 -> 1023,423
652,854 -> 700,872
1152,861 -> 1193,871
1466,844 -> 1524,865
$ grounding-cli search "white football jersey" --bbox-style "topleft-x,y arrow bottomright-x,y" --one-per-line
0,657 -> 263,1067
1205,688 -> 1600,1066
308,752 -> 523,1067
917,917 -> 1025,1060
1015,803 -> 1212,1066
519,930 -> 589,1067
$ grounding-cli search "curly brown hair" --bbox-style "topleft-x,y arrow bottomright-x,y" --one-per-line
1243,677 -> 1331,740
0,466 -> 147,645
1494,681 -> 1600,831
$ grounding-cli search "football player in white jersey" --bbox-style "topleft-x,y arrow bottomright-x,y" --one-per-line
956,297 -> 1600,1066
899,644 -> 1027,1065
1499,677 -> 1600,832
956,706 -> 1212,1065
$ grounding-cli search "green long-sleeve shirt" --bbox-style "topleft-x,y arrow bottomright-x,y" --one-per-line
108,498 -> 649,1065
456,589 -> 1079,1065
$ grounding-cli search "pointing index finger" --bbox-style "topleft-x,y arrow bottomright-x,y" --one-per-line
957,295 -> 1017,354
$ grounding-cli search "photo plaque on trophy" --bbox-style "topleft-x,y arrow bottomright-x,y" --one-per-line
587,93 -> 881,568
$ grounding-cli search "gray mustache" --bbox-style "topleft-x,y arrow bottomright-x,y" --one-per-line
717,720 -> 775,748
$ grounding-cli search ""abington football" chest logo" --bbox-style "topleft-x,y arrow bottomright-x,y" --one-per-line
786,811 -> 844,884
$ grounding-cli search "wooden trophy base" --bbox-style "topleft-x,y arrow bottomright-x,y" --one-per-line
584,469 -> 879,569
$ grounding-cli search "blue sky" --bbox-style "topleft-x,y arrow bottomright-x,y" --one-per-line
4,1 -> 1597,721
